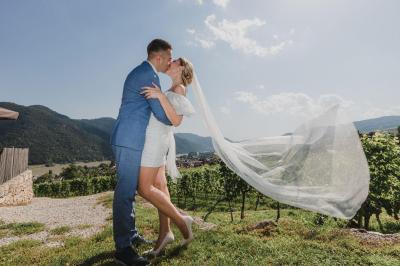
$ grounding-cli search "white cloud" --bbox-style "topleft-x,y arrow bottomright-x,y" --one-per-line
219,99 -> 233,115
362,106 -> 400,119
196,38 -> 215,48
187,14 -> 295,56
212,0 -> 230,8
186,28 -> 215,48
220,106 -> 231,115
234,91 -> 353,117
181,0 -> 228,7
233,91 -> 400,121
202,14 -> 291,57
235,91 -> 259,104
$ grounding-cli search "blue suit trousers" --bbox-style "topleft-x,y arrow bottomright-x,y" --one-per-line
112,145 -> 142,250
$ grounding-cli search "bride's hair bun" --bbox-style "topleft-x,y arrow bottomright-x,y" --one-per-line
179,57 -> 194,86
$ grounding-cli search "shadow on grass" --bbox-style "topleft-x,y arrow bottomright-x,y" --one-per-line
76,246 -> 188,266
149,245 -> 187,265
76,251 -> 115,266
75,246 -> 185,266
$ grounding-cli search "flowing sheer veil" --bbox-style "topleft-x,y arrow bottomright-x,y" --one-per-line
188,71 -> 370,219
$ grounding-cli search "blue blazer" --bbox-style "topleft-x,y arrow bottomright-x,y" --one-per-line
110,61 -> 172,150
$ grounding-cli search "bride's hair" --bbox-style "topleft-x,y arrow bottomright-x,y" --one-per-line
178,57 -> 194,86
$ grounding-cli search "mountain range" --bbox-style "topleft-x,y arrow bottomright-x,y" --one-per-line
354,116 -> 400,133
0,102 -> 399,164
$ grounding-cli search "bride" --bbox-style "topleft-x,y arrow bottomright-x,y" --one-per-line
139,56 -> 370,256
139,57 -> 196,257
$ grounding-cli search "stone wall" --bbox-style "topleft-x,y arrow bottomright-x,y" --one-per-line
0,170 -> 33,207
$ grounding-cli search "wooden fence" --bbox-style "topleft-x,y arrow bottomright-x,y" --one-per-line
0,148 -> 29,185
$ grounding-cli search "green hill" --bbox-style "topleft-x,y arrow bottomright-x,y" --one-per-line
0,103 -> 214,164
175,133 -> 213,154
354,116 -> 400,133
0,102 -> 113,164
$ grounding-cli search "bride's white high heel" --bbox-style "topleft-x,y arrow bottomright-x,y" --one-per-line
180,215 -> 194,246
143,231 -> 174,257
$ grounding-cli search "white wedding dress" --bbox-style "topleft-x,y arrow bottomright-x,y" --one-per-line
141,90 -> 195,178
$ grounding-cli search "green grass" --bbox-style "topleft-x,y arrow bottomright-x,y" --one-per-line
49,226 -> 72,235
0,230 -> 7,239
0,192 -> 399,266
76,224 -> 92,230
0,222 -> 45,237
96,192 -> 113,209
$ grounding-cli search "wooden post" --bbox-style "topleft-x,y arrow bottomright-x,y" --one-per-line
0,147 -> 29,185
0,149 -> 5,184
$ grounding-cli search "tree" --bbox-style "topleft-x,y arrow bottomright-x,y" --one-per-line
210,160 -> 251,220
201,167 -> 222,203
356,132 -> 400,230
59,164 -> 84,180
34,169 -> 54,184
190,170 -> 202,210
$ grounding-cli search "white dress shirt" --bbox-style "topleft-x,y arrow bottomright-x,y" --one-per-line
147,60 -> 158,73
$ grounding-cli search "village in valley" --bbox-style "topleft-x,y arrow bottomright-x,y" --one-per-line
176,151 -> 219,168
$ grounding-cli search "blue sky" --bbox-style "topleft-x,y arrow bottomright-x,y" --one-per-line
1,0 -> 399,140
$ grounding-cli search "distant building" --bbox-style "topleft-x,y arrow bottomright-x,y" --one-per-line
175,151 -> 218,168
187,151 -> 199,158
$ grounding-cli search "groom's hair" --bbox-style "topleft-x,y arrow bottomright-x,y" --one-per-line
147,39 -> 172,58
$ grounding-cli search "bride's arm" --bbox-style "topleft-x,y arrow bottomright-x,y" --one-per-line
158,95 -> 183,127
141,83 -> 184,127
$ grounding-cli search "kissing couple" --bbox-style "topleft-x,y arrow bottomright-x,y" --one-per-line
110,38 -> 196,266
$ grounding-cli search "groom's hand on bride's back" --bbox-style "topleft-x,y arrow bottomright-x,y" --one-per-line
140,83 -> 163,100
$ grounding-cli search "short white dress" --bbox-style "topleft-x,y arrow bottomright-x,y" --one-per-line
141,90 -> 196,178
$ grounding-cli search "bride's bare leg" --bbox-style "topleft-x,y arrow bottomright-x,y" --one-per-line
153,165 -> 171,249
138,166 -> 189,239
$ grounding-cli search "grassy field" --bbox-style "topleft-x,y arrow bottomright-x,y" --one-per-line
29,161 -> 111,178
1,192 -> 399,266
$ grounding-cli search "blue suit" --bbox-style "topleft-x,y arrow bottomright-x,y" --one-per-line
110,61 -> 172,250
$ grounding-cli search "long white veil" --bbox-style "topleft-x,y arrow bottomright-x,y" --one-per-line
189,71 -> 370,220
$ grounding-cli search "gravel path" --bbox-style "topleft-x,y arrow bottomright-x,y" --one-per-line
0,192 -> 112,247
347,228 -> 400,246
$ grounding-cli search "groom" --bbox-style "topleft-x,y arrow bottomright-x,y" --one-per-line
110,39 -> 173,265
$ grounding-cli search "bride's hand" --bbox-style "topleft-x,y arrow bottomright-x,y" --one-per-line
140,83 -> 164,99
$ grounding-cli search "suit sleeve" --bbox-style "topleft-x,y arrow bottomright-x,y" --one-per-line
147,98 -> 172,125
144,76 -> 172,126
